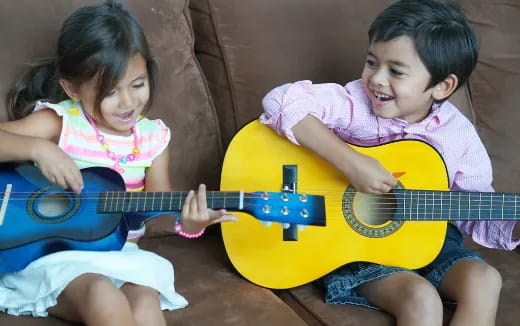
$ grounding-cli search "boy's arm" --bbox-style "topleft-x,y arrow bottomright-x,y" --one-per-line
261,80 -> 396,194
453,132 -> 520,250
292,115 -> 396,194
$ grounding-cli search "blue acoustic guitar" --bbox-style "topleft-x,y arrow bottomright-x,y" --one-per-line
0,163 -> 325,274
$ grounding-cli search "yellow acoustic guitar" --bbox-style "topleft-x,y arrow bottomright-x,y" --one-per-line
221,120 -> 517,289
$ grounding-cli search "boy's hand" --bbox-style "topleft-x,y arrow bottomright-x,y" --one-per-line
180,184 -> 238,234
31,139 -> 84,194
344,152 -> 397,194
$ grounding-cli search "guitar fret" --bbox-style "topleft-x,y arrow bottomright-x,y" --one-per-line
161,192 -> 164,211
127,192 -> 133,212
449,192 -> 452,220
490,194 -> 493,220
458,192 -> 461,219
478,193 -> 481,220
502,193 -> 505,220
152,192 -> 155,211
115,192 -> 120,211
515,195 -> 517,219
409,191 -> 413,220
178,193 -> 182,211
431,191 -> 434,220
468,193 -> 471,220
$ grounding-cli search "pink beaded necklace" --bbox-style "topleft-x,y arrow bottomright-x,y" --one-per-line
84,112 -> 140,174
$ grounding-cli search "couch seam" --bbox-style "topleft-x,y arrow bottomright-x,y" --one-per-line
206,0 -> 241,135
184,0 -> 224,160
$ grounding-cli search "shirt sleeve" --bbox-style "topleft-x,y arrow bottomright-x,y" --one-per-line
453,131 -> 520,250
260,80 -> 355,145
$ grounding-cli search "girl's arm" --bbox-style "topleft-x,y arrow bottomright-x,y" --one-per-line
145,148 -> 236,235
0,110 -> 83,193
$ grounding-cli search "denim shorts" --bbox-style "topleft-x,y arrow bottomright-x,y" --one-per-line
322,224 -> 482,309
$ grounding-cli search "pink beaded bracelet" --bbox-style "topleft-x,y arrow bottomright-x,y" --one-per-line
174,220 -> 205,239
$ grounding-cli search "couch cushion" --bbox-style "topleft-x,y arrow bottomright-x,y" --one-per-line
0,0 -> 223,236
456,0 -> 520,192
139,233 -> 308,325
190,0 -> 474,146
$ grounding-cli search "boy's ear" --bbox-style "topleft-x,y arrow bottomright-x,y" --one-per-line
59,79 -> 81,102
432,74 -> 458,101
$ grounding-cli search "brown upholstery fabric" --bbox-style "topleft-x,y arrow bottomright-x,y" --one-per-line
456,0 -> 520,192
189,0 -> 474,147
0,0 -> 223,236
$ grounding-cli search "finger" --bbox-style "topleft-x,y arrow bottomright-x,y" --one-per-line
209,214 -> 238,225
182,190 -> 195,218
64,172 -> 83,194
54,174 -> 67,190
189,189 -> 199,217
197,184 -> 208,215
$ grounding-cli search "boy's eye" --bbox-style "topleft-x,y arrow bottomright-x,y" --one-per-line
366,59 -> 377,67
390,68 -> 404,76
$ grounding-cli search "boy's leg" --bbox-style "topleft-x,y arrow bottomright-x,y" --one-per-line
121,282 -> 167,326
357,272 -> 443,326
48,273 -> 137,326
438,259 -> 501,326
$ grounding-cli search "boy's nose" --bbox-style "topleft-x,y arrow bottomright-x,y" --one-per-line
371,69 -> 388,87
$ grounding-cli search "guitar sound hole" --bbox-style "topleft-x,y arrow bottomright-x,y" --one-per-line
352,192 -> 397,226
37,193 -> 73,218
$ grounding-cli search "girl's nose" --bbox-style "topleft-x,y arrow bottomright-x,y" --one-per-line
119,90 -> 136,108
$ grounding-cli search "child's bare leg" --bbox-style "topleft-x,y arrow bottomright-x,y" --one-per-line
121,282 -> 167,326
438,259 -> 501,326
48,273 -> 137,326
357,272 -> 443,326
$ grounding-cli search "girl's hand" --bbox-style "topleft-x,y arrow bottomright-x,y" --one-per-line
344,152 -> 397,194
31,139 -> 84,194
179,184 -> 238,234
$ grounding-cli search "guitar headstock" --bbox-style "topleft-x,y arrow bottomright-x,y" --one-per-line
242,192 -> 325,226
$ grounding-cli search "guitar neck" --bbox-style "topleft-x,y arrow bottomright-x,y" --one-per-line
393,189 -> 520,221
98,191 -> 244,214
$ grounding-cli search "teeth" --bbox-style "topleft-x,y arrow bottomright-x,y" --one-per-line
374,91 -> 392,101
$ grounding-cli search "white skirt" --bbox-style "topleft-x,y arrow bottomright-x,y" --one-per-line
0,242 -> 188,317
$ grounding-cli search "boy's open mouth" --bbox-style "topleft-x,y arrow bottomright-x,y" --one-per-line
373,90 -> 394,101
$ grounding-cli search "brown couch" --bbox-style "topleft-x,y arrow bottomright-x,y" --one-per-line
1,0 -> 519,325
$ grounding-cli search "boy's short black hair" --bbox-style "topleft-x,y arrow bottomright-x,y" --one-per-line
368,0 -> 478,91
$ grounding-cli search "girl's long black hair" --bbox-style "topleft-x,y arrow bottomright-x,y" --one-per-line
6,0 -> 157,120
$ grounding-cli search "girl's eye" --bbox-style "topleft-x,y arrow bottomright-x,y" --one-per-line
133,82 -> 145,89
107,89 -> 117,97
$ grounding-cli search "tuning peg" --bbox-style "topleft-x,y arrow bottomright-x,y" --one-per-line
298,224 -> 306,231
261,221 -> 272,227
281,223 -> 290,229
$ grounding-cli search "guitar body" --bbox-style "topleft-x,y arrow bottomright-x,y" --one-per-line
0,164 -> 128,273
221,120 -> 449,289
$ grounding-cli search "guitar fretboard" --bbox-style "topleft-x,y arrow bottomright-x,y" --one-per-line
393,189 -> 520,221
98,191 -> 243,214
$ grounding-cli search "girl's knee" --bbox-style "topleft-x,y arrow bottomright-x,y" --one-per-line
79,274 -> 130,311
122,284 -> 164,324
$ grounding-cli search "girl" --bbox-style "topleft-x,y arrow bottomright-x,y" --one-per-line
0,1 -> 235,325
261,0 -> 513,325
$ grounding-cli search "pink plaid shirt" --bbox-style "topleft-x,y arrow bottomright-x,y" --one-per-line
260,79 -> 520,250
